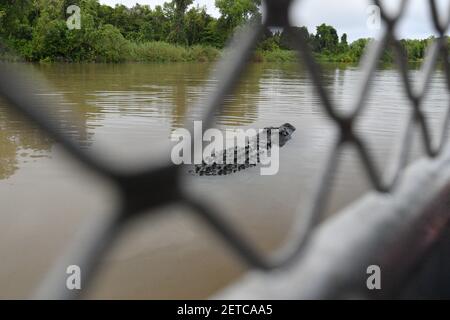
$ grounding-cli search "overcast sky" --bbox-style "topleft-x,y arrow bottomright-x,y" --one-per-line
99,0 -> 449,41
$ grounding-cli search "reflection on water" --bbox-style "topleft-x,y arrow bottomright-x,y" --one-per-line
0,62 -> 447,298
0,104 -> 52,179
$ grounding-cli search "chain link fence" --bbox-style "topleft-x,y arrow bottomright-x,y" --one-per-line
0,0 -> 449,299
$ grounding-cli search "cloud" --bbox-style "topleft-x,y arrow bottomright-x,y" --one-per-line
99,0 -> 220,16
99,0 -> 448,41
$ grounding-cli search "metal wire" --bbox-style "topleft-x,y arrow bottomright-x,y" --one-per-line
0,0 -> 448,299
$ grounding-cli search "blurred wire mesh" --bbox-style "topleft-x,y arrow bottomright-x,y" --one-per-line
0,0 -> 449,299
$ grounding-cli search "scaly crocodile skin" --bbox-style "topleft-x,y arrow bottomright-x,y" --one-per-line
191,123 -> 296,176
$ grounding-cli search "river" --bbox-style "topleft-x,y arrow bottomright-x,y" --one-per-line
0,62 -> 447,298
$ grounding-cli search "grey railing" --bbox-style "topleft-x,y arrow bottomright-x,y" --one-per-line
0,0 -> 449,299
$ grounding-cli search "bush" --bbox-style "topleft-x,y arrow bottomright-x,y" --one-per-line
128,41 -> 186,62
186,45 -> 220,62
348,38 -> 370,61
259,37 -> 280,51
31,18 -> 68,61
92,24 -> 129,62
262,49 -> 297,62
128,41 -> 219,62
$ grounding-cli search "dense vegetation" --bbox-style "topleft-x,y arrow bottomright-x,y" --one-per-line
0,0 -> 441,63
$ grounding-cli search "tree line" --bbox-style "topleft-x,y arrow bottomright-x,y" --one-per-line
0,0 -> 440,63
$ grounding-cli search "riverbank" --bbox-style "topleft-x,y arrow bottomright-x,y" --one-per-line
2,1 -> 438,65
0,41 -> 356,63
1,41 -> 355,64
2,40 -> 428,64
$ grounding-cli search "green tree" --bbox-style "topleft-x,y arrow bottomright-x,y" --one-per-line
0,0 -> 34,39
184,6 -> 213,45
31,15 -> 68,60
201,19 -> 223,47
166,0 -> 193,45
340,33 -> 348,51
313,23 -> 339,53
0,0 -> 439,63
64,7 -> 98,62
29,1 -> 66,60
215,0 -> 260,45
279,26 -> 309,50
137,5 -> 170,42
348,38 -> 370,61
401,39 -> 427,61
0,0 -> 36,58
92,24 -> 128,62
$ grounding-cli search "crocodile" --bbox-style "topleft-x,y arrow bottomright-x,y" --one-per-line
191,123 -> 296,176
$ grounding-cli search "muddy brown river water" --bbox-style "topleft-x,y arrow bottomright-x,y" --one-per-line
0,62 -> 447,298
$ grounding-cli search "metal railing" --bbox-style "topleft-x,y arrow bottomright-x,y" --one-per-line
0,0 -> 449,299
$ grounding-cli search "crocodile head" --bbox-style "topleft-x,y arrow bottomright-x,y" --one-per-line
278,123 -> 296,147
